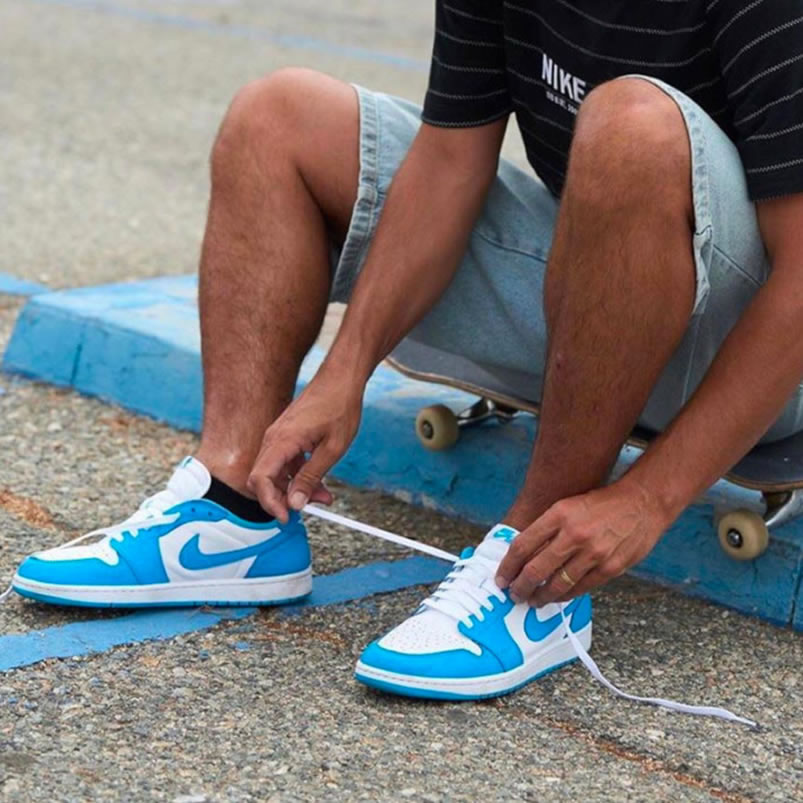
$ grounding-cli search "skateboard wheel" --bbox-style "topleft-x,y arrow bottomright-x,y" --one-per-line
717,510 -> 769,561
415,405 -> 459,451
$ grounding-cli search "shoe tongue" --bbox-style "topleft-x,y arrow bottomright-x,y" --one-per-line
419,524 -> 519,623
475,523 -> 520,562
166,456 -> 212,501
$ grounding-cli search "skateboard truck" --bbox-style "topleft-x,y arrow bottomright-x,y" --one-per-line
457,397 -> 519,430
415,398 -> 519,451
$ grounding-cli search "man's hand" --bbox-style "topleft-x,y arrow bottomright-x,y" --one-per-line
247,377 -> 363,522
495,478 -> 671,606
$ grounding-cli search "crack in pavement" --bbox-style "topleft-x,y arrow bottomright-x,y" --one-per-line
503,708 -> 753,803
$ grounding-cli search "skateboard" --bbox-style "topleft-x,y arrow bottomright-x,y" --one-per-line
388,339 -> 803,563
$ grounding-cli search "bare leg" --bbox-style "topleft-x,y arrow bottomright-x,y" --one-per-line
505,79 -> 696,528
195,69 -> 360,493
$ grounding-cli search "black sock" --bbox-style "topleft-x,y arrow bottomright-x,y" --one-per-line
203,476 -> 274,523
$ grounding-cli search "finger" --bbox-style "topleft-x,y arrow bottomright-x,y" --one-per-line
278,456 -> 333,504
287,441 -> 341,510
508,531 -> 576,603
267,454 -> 304,501
249,472 -> 290,523
248,440 -> 302,522
309,482 -> 334,505
250,475 -> 289,523
531,552 -> 596,606
555,542 -> 630,600
254,457 -> 333,518
281,455 -> 306,493
556,570 -> 604,601
495,510 -> 561,589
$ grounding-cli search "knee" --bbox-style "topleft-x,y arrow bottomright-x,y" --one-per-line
210,67 -> 322,185
568,79 -> 691,216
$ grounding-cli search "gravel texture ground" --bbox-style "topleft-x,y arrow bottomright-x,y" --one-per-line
3,1 -> 803,801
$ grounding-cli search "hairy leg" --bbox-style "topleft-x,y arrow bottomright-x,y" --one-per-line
195,69 -> 360,493
505,79 -> 696,528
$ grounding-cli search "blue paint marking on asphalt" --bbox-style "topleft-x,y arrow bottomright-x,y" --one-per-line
30,0 -> 429,72
0,273 -> 47,296
0,607 -> 253,674
0,556 -> 448,672
282,555 -> 448,615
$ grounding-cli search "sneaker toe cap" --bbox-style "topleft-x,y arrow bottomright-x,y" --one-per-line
15,554 -> 139,586
357,640 -> 503,679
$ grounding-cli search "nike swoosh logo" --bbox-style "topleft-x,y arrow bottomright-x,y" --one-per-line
178,534 -> 277,571
524,597 -> 582,642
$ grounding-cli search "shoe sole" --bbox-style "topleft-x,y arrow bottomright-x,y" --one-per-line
11,568 -> 313,608
354,623 -> 592,701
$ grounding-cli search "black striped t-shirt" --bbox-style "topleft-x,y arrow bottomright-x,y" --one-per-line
422,0 -> 803,201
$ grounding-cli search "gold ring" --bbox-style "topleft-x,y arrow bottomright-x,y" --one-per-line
559,568 -> 576,587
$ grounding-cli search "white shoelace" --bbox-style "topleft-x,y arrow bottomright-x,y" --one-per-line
304,505 -> 757,727
55,490 -> 182,561
421,551 -> 506,625
0,498 -> 757,726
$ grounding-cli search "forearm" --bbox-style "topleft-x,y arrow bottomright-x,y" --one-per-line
320,122 -> 504,386
625,268 -> 803,520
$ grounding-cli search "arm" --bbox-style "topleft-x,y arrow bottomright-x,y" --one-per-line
498,194 -> 803,604
249,118 -> 507,519
322,119 -> 507,388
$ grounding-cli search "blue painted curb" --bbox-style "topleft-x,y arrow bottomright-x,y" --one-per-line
0,555 -> 449,673
0,273 -> 47,296
3,276 -> 803,628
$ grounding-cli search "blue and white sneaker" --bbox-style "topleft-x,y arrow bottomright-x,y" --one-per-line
355,525 -> 592,700
12,457 -> 312,608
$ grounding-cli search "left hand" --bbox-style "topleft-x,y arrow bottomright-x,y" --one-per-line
495,478 -> 672,606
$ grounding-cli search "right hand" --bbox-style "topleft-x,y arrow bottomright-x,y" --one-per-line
247,376 -> 363,522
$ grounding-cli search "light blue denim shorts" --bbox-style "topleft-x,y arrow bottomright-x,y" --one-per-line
330,78 -> 803,443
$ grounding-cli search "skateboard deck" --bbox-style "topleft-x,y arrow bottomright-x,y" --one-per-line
389,339 -> 803,494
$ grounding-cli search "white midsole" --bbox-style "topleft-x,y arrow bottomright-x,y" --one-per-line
12,568 -> 313,605
355,623 -> 592,696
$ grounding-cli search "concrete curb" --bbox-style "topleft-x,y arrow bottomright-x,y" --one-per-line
4,276 -> 803,628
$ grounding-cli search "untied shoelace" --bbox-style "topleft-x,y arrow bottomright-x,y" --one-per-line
0,501 -> 757,727
302,504 -> 757,728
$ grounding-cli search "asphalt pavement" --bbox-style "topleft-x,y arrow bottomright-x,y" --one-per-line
2,1 -> 803,801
